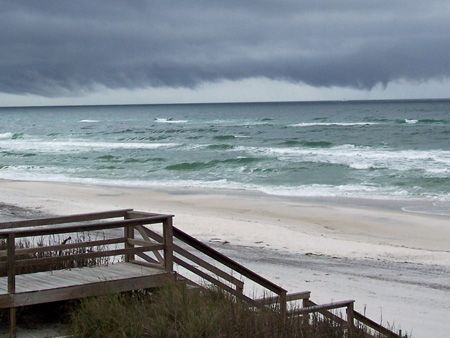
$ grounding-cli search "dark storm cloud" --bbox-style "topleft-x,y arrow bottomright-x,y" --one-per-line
1,0 -> 450,95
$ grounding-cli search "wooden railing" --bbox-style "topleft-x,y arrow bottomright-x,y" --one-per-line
0,210 -> 406,338
0,209 -> 177,338
128,213 -> 405,337
125,211 -> 293,316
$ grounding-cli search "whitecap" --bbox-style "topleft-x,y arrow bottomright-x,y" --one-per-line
404,119 -> 418,124
155,118 -> 188,124
0,140 -> 180,153
288,122 -> 379,127
0,132 -> 13,139
235,145 -> 450,173
79,120 -> 100,123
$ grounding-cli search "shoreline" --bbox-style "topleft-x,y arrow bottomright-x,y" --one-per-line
1,178 -> 449,262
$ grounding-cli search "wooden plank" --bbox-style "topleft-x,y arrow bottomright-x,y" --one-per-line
127,238 -> 162,247
255,291 -> 311,306
124,224 -> 134,262
135,252 -> 163,266
354,310 -> 402,338
7,233 -> 15,294
347,300 -> 355,334
0,262 -> 167,305
10,307 -> 16,338
130,259 -> 165,270
163,217 -> 174,272
126,211 -> 160,218
142,228 -> 244,289
297,300 -> 354,314
298,299 -> 347,325
10,273 -> 172,307
136,227 -> 165,264
0,238 -> 125,258
0,215 -> 173,238
0,209 -> 133,229
172,226 -> 286,294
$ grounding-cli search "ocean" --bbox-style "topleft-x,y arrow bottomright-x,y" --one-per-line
1,100 -> 449,214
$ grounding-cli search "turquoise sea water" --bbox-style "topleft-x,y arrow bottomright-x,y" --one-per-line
0,100 -> 449,208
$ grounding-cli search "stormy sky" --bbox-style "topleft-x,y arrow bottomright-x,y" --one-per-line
1,1 -> 450,104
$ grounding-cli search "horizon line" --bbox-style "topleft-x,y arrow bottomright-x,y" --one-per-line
1,97 -> 450,109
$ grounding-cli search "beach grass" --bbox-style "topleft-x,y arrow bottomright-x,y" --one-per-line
70,282 -> 370,338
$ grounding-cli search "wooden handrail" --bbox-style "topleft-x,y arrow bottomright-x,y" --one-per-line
4,244 -> 163,269
0,209 -> 133,229
0,238 -> 126,259
173,256 -> 257,306
139,226 -> 244,290
0,215 -> 173,238
300,299 -> 346,325
354,310 -> 404,338
172,226 -> 286,295
297,299 -> 355,314
254,291 -> 311,306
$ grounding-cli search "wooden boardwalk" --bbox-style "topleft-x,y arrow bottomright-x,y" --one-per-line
0,263 -> 169,308
0,209 -> 404,338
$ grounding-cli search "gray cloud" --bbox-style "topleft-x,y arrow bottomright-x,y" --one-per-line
1,0 -> 449,96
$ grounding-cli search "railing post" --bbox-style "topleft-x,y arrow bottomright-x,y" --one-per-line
123,213 -> 135,262
7,233 -> 16,338
124,225 -> 135,262
279,290 -> 287,321
163,216 -> 174,272
346,301 -> 355,336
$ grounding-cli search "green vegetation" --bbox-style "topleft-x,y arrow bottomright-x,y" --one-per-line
70,283 -> 368,338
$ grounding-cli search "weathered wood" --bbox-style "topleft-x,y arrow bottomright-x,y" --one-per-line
9,307 -> 16,338
254,291 -> 311,306
173,226 -> 286,295
354,310 -> 403,338
7,234 -> 15,294
9,245 -> 162,269
142,227 -> 244,289
130,259 -> 165,269
0,262 -> 168,308
135,226 -> 164,263
127,238 -> 162,248
279,290 -> 287,319
135,252 -> 164,266
126,211 -> 160,218
173,256 -> 257,306
124,225 -> 135,262
0,215 -> 173,238
10,274 -> 172,308
0,209 -> 133,229
163,217 -> 174,272
0,238 -> 126,259
297,299 -> 354,314
299,299 -> 347,325
347,300 -> 355,334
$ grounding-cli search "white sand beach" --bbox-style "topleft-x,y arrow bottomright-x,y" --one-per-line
1,179 -> 449,337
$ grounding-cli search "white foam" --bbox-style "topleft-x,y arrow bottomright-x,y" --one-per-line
288,122 -> 379,127
155,118 -> 187,124
0,132 -> 13,139
0,139 -> 180,153
405,119 -> 418,124
236,145 -> 450,173
79,120 -> 100,123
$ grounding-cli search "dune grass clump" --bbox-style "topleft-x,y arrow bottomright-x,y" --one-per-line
70,282 -> 368,338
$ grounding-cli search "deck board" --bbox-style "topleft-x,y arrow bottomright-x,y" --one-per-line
0,262 -> 169,308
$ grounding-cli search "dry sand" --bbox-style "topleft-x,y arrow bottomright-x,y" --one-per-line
1,179 -> 449,337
